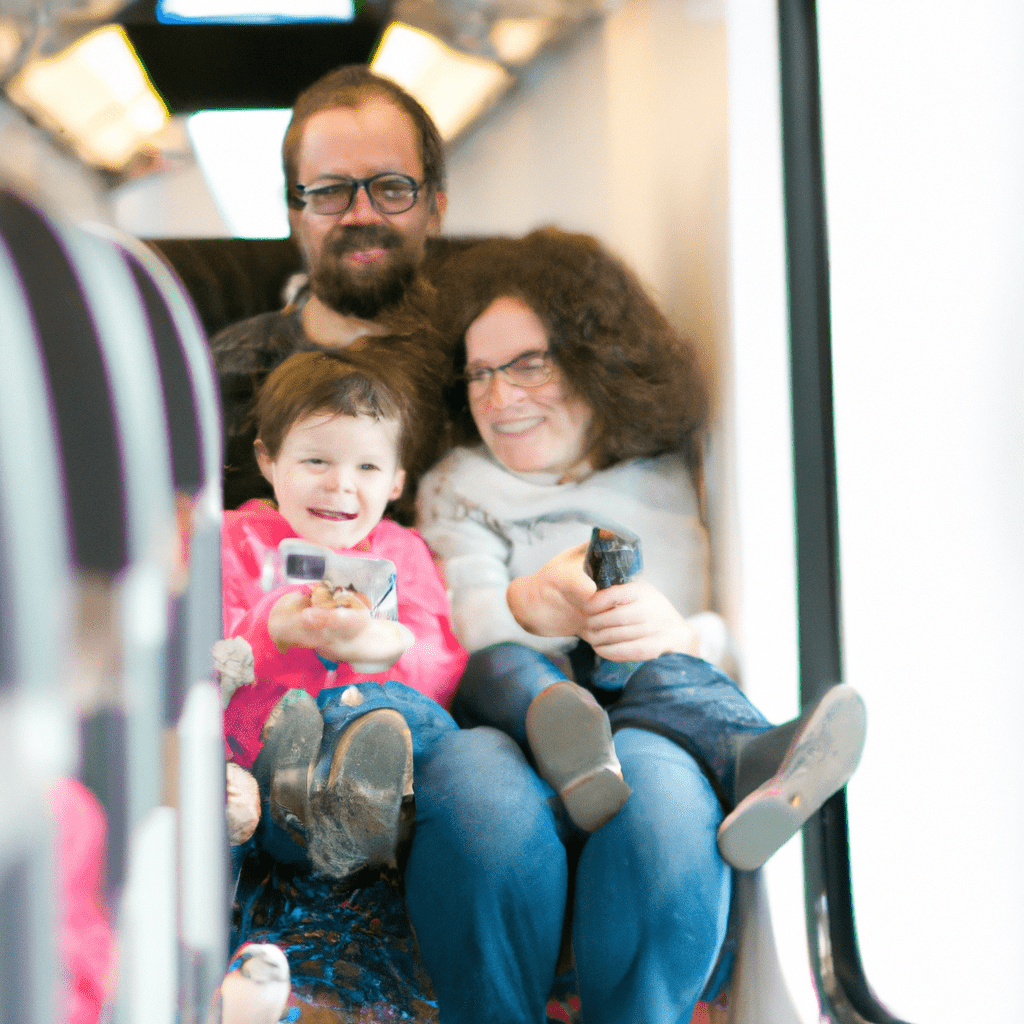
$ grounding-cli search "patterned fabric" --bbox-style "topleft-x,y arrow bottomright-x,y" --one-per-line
231,850 -> 594,1024
232,852 -> 439,1022
229,851 -> 714,1023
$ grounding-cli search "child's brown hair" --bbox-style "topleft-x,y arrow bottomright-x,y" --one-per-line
255,348 -> 416,468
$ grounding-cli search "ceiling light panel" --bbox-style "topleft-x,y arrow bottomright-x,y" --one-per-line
489,17 -> 556,66
156,0 -> 355,23
371,22 -> 512,142
7,25 -> 167,170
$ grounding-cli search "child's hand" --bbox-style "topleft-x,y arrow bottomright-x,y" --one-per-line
506,542 -> 598,637
226,762 -> 260,846
269,585 -> 413,670
269,586 -> 373,654
578,579 -> 700,662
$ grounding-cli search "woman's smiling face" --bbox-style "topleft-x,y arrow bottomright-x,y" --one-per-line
256,410 -> 406,550
465,297 -> 594,479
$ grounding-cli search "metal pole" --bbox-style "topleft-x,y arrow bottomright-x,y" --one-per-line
776,3 -> 909,1021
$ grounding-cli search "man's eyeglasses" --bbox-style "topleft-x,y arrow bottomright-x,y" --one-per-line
463,352 -> 554,390
295,173 -> 422,216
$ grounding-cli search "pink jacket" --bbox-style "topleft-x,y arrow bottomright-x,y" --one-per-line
222,500 -> 466,767
53,778 -> 115,1024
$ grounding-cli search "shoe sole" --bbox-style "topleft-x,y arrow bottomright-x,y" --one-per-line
526,682 -> 632,832
717,683 -> 867,871
260,688 -> 324,768
260,690 -> 325,841
307,709 -> 413,878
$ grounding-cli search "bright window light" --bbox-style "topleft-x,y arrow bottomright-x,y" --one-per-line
157,0 -> 354,23
187,109 -> 291,238
371,22 -> 513,142
7,25 -> 167,170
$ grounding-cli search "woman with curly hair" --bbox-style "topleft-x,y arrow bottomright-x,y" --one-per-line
405,228 -> 867,1024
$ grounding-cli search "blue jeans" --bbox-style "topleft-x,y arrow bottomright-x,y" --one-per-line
406,644 -> 769,1023
455,643 -> 771,811
317,679 -> 459,767
405,725 -> 731,1024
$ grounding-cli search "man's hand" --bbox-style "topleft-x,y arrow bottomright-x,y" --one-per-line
268,587 -> 413,669
506,542 -> 597,637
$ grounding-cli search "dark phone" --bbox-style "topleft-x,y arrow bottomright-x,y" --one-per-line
583,527 -> 642,590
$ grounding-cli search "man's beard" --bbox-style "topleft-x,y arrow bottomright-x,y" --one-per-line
309,224 -> 420,320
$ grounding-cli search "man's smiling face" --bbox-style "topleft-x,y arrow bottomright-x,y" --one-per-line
294,99 -> 445,319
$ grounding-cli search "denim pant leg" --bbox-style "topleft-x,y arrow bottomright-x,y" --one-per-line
317,680 -> 459,774
573,727 -> 731,1024
608,654 -> 772,811
405,726 -> 568,1024
453,642 -> 569,747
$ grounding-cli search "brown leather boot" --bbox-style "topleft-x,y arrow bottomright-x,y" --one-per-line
253,689 -> 324,849
306,708 -> 413,878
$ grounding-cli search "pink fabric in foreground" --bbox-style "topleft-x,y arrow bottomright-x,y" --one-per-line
52,777 -> 115,1024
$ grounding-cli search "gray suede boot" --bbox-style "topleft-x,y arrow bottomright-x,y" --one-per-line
717,683 -> 867,870
526,680 -> 632,832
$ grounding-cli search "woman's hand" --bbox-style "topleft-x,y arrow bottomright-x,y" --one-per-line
507,543 -> 700,662
268,588 -> 413,669
506,542 -> 597,637
578,579 -> 700,662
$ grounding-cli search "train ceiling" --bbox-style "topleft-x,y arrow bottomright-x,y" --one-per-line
0,0 -> 618,172
114,0 -> 392,111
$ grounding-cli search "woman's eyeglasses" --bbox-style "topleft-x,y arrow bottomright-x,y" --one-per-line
463,352 -> 554,390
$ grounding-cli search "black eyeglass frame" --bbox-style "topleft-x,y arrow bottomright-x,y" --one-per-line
294,173 -> 423,216
462,351 -> 555,390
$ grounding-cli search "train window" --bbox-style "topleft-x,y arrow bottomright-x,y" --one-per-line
816,5 -> 1024,1023
187,109 -> 291,237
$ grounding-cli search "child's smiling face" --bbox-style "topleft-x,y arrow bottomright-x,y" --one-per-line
257,410 -> 405,550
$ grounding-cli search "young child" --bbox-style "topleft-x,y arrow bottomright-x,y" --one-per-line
222,348 -> 466,879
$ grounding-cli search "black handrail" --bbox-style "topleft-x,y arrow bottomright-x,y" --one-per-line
776,3 -> 911,1022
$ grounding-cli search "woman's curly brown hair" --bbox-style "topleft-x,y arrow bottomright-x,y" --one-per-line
436,227 -> 710,474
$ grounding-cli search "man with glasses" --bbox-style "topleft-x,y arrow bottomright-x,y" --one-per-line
210,65 -> 447,513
